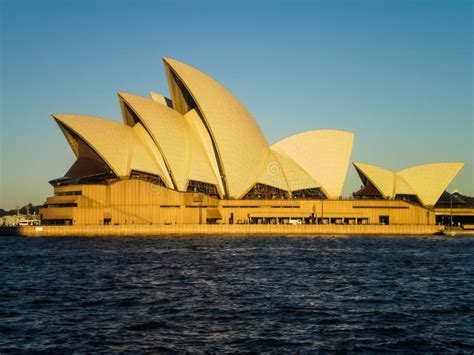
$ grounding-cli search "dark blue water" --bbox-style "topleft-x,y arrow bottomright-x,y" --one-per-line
1,235 -> 473,352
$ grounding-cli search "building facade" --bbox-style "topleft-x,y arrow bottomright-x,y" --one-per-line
40,58 -> 471,226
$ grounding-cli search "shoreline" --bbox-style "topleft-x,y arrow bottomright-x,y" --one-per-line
2,224 -> 471,237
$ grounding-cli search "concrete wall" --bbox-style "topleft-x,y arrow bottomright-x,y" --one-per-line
14,224 -> 443,237
41,180 -> 437,226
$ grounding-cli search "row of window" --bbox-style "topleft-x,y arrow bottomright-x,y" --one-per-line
45,203 -> 301,210
130,170 -> 166,187
44,203 -> 78,208
222,205 -> 300,209
55,191 -> 82,196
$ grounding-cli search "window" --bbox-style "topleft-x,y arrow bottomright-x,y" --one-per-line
292,188 -> 325,199
130,170 -> 166,187
186,180 -> 219,197
55,191 -> 82,196
243,183 -> 289,200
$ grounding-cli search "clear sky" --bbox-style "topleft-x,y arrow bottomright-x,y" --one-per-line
1,0 -> 472,209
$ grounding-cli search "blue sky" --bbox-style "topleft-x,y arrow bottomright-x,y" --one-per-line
1,0 -> 472,209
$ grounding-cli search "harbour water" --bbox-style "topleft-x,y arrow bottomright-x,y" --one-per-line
1,235 -> 473,352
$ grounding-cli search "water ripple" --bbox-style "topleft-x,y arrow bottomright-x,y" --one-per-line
1,235 -> 473,352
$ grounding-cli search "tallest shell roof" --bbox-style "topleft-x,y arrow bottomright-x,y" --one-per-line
163,57 -> 270,199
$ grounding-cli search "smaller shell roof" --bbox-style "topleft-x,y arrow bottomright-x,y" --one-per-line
272,130 -> 354,198
184,109 -> 224,197
354,161 -> 465,206
131,123 -> 174,188
398,162 -> 465,206
353,162 -> 395,198
119,93 -> 224,195
270,149 -> 321,193
53,114 -> 164,179
394,174 -> 415,196
149,92 -> 173,108
119,92 -> 190,191
254,150 -> 291,193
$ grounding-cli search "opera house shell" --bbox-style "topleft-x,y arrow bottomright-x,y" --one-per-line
40,57 -> 467,226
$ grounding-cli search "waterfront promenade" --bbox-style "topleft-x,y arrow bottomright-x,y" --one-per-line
1,224 -> 447,237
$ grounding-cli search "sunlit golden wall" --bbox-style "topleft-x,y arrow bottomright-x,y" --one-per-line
40,180 -> 436,225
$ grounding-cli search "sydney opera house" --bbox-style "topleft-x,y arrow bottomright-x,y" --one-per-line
40,57 -> 470,226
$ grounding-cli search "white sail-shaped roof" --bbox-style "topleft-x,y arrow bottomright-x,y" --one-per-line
163,57 -> 269,199
53,114 -> 163,178
184,109 -> 224,197
254,150 -> 291,192
272,130 -> 354,198
119,92 -> 190,191
353,162 -> 395,198
354,162 -> 465,206
271,149 -> 321,193
394,174 -> 416,196
131,123 -> 173,188
398,163 -> 465,206
149,92 -> 172,107
52,57 -> 466,206
119,93 -> 223,195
